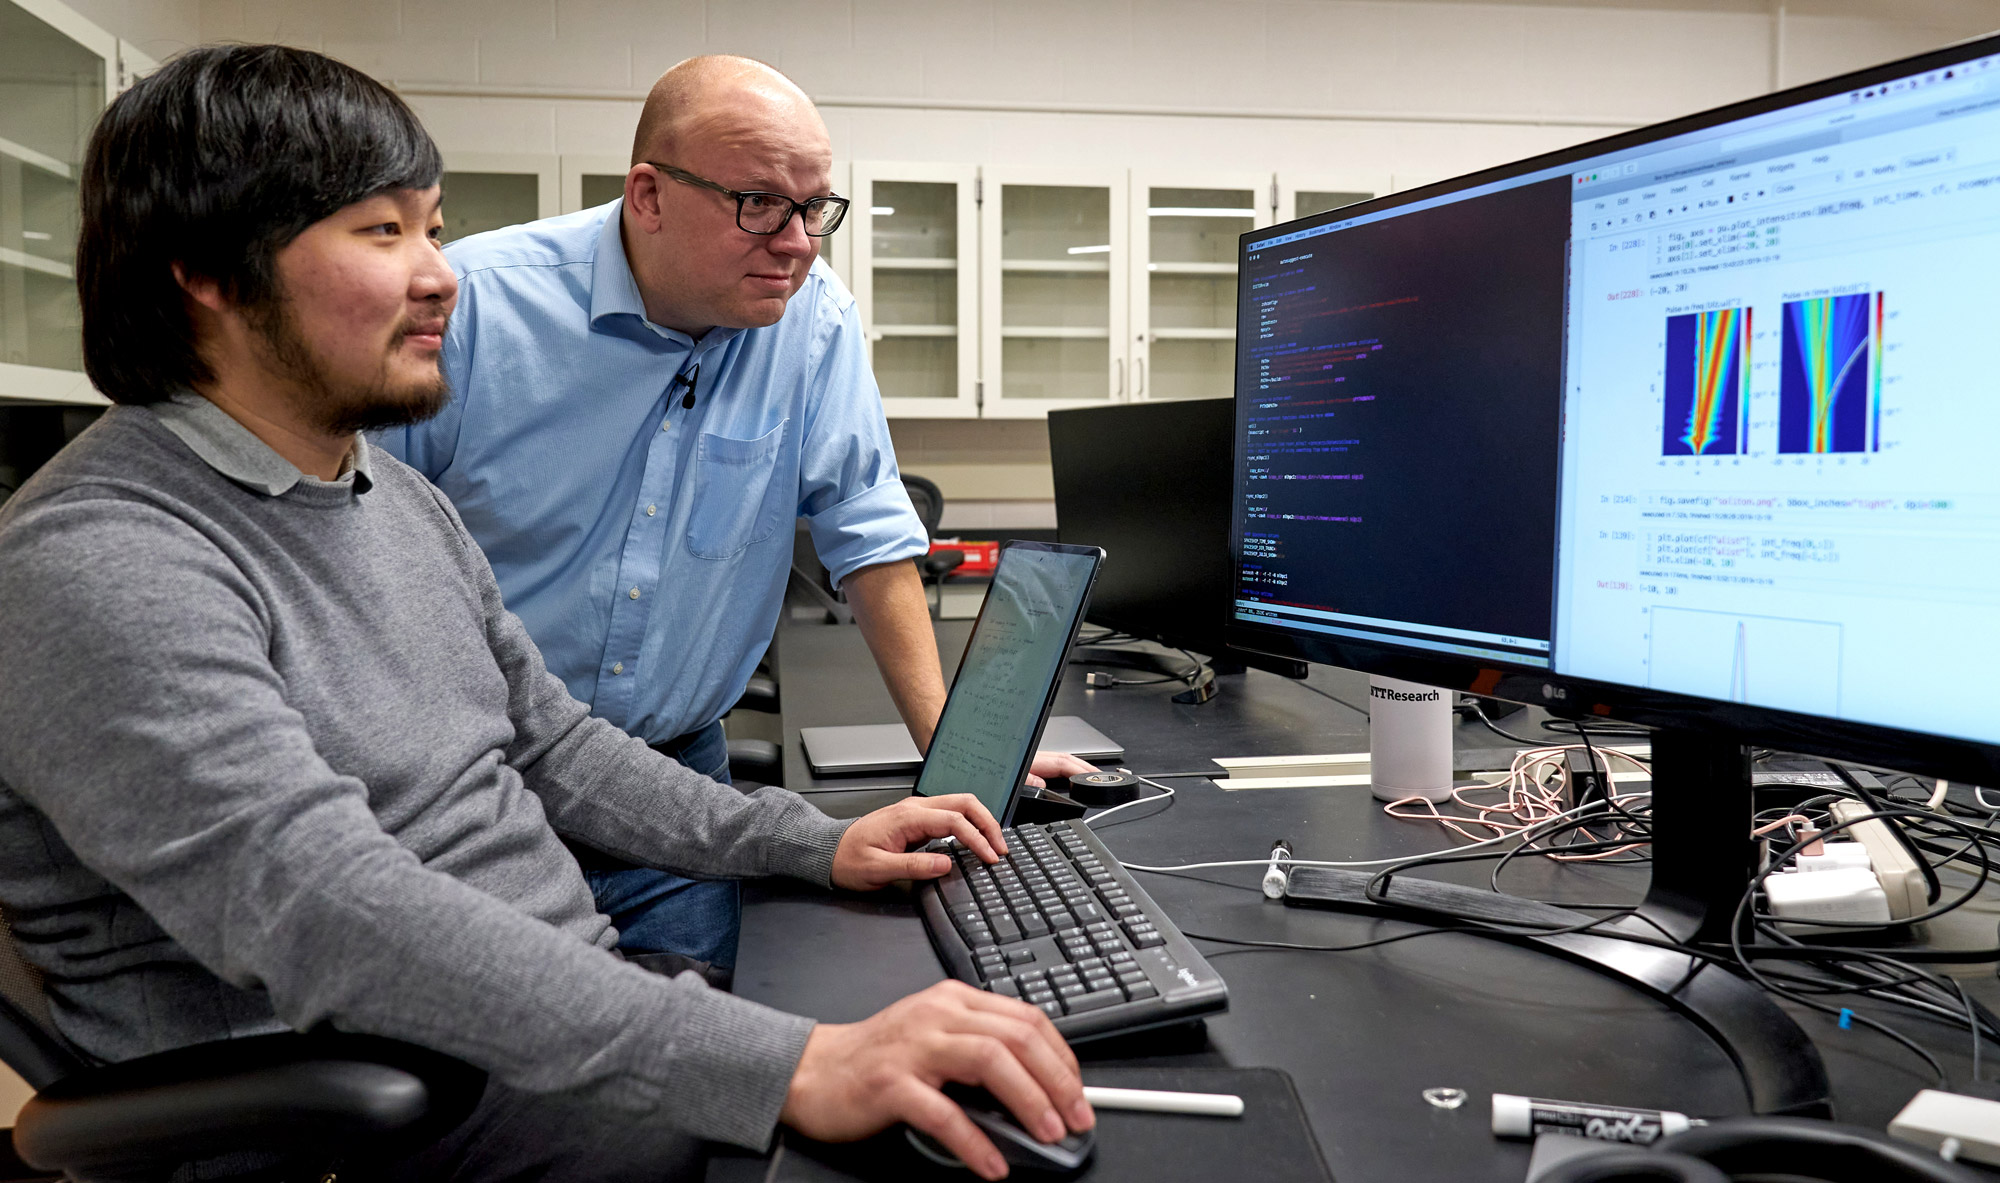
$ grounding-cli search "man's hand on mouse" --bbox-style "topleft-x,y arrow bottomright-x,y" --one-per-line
830,793 -> 1006,890
779,980 -> 1094,1179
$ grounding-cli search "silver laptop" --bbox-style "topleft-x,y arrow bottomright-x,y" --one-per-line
802,715 -> 1125,776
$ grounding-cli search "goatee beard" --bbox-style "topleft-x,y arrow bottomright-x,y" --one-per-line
245,295 -> 451,436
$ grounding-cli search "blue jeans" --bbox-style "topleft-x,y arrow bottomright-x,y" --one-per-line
583,721 -> 742,968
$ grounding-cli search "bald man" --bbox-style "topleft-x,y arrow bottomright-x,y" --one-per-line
377,57 -> 1090,975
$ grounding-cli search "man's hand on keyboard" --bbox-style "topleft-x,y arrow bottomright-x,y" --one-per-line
831,793 -> 1007,890
1023,750 -> 1097,790
779,979 -> 1093,1181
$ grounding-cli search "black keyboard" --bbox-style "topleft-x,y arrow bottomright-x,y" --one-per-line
917,819 -> 1228,1041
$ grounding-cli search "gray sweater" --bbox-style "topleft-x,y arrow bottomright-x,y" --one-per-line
0,398 -> 851,1150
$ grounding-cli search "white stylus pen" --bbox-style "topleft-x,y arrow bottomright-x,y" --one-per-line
1082,1086 -> 1245,1117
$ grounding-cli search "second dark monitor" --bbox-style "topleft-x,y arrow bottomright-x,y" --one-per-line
1051,399 -> 1292,676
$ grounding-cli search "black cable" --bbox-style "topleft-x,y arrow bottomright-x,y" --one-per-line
1186,903 -> 1640,955
1725,807 -> 1996,1086
1465,699 -> 1545,747
1294,680 -> 1367,719
1541,716 -> 1650,739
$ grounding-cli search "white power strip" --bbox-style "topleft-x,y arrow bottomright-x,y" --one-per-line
1764,867 -> 1892,925
1889,1089 -> 2000,1166
1828,800 -> 1926,921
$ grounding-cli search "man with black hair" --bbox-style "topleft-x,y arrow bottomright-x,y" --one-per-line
0,44 -> 1089,1182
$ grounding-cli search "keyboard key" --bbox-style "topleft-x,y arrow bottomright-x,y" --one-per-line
940,877 -> 974,910
988,978 -> 1020,998
1133,931 -> 1166,949
1066,987 -> 1123,1014
1108,951 -> 1136,966
1122,979 -> 1158,1000
1073,957 -> 1105,974
1004,947 -> 1036,965
1019,914 -> 1052,938
1037,1001 -> 1064,1020
1054,980 -> 1086,1000
990,915 -> 1023,944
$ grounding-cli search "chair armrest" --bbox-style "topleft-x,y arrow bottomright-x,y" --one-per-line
920,549 -> 965,581
730,672 -> 781,714
14,1031 -> 483,1177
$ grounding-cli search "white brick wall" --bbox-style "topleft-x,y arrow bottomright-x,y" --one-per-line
76,1 -> 2000,183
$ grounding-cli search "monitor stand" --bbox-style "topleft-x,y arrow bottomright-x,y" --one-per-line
1284,727 -> 1832,1117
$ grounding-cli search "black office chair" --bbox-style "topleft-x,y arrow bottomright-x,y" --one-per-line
900,475 -> 964,619
725,661 -> 785,787
0,906 -> 484,1182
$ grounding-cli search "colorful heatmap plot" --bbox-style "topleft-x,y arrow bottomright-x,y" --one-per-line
1779,292 -> 1881,454
1661,307 -> 1748,456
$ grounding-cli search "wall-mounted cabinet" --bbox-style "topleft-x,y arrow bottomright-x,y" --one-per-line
0,0 -> 150,406
837,166 -> 1385,419
1129,171 -> 1270,404
1276,172 -> 1392,223
849,163 -> 976,417
980,167 -> 1128,419
560,153 -> 628,216
440,152 -> 556,244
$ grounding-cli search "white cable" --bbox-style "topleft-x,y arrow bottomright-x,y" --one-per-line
1081,775 -> 1178,828
1929,778 -> 1950,811
1113,798 -> 1616,874
1975,785 -> 2000,812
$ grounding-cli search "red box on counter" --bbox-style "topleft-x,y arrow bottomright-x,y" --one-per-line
932,539 -> 1000,576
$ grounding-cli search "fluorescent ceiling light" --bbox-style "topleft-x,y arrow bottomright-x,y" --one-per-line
870,206 -> 895,216
21,231 -> 51,241
1066,244 -> 1112,254
1148,207 -> 1253,218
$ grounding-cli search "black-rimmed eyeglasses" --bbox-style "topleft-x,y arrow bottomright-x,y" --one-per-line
647,162 -> 849,236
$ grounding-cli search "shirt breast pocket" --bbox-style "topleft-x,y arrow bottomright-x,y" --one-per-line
686,419 -> 792,561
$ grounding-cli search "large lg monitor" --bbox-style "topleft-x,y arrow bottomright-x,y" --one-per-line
1227,33 -> 2000,1116
1229,35 -> 2000,792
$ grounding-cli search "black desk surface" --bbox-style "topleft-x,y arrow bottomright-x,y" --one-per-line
740,615 -> 1999,1182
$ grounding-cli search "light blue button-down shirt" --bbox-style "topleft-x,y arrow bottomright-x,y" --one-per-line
377,201 -> 926,745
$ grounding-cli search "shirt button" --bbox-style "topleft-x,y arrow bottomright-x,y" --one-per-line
611,662 -> 624,675
646,504 -> 657,517
628,587 -> 641,600
661,419 -> 670,432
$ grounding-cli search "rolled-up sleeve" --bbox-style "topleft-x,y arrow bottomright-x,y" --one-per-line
796,291 -> 928,587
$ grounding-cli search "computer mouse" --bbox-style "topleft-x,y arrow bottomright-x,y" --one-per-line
903,1087 -> 1096,1177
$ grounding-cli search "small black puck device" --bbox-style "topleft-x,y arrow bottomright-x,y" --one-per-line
1064,768 -> 1143,807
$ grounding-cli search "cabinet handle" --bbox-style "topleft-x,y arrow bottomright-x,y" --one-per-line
1135,357 -> 1146,399
1115,358 -> 1125,399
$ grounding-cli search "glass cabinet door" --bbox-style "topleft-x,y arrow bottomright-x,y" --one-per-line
1129,174 -> 1269,403
440,153 -> 557,244
851,163 -> 976,417
561,154 -> 630,214
1276,172 -> 1390,224
981,167 -> 1128,418
0,0 -> 115,403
